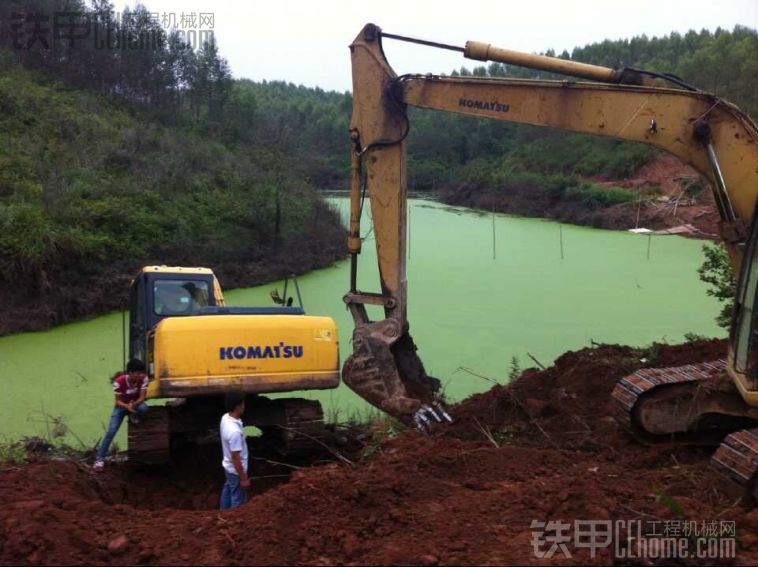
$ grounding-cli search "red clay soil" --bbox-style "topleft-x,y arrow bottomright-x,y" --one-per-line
441,155 -> 720,237
1,339 -> 756,566
596,155 -> 719,237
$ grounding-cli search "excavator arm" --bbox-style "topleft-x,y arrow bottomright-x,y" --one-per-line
343,23 -> 758,428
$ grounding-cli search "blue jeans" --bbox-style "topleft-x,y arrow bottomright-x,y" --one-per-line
97,403 -> 149,461
220,470 -> 248,510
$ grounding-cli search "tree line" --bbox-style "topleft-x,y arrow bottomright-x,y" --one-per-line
2,2 -> 753,193
0,1 -> 345,332
0,0 -> 233,125
221,25 -> 758,194
0,5 -> 755,330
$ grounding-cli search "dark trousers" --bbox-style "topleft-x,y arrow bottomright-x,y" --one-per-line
97,403 -> 149,460
220,470 -> 248,510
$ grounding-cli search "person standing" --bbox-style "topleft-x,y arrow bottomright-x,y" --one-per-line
220,391 -> 250,510
93,359 -> 150,470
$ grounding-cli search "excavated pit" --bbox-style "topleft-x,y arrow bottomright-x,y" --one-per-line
90,440 -> 307,511
2,338 -> 757,566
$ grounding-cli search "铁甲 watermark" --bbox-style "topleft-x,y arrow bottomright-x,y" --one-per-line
9,10 -> 215,51
530,519 -> 736,560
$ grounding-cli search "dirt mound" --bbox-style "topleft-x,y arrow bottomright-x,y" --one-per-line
600,155 -> 718,236
2,339 -> 756,566
449,339 -> 728,447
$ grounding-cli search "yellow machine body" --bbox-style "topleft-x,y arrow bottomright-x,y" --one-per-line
145,314 -> 339,398
130,266 -> 340,400
342,23 -> 758,422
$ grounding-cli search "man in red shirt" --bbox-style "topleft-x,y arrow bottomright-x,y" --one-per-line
93,359 -> 150,470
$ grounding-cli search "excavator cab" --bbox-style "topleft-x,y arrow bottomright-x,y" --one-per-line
129,267 -> 220,369
729,210 -> 758,401
125,266 -> 340,463
127,266 -> 338,399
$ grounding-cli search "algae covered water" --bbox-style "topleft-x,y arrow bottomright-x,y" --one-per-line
0,198 -> 724,446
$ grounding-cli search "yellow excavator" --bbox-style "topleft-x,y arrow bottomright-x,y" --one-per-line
340,24 -> 758,492
126,266 -> 339,463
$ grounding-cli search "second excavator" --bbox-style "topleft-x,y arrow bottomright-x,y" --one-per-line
340,24 -> 758,493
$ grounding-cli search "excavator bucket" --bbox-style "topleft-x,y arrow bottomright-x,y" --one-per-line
342,329 -> 451,429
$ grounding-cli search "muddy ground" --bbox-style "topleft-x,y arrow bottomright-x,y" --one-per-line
1,338 -> 755,566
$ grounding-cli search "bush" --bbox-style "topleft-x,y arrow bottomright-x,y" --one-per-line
564,183 -> 637,208
0,60 -> 340,292
698,242 -> 736,329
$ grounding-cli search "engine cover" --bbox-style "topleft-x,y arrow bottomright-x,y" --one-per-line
147,314 -> 339,398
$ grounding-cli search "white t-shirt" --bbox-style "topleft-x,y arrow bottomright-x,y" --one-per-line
220,413 -> 248,475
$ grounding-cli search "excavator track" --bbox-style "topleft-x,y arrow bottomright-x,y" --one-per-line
257,398 -> 327,455
611,359 -> 727,435
712,428 -> 758,499
278,398 -> 327,454
613,358 -> 758,496
127,406 -> 170,465
126,397 -> 327,465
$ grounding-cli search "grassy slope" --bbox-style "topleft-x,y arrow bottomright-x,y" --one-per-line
0,56 -> 345,334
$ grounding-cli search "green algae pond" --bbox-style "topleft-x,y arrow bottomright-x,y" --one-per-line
0,198 -> 724,447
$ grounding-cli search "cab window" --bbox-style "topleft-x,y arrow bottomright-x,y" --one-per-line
732,206 -> 758,383
153,280 -> 210,316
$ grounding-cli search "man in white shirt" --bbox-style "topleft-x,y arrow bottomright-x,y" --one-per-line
219,391 -> 250,509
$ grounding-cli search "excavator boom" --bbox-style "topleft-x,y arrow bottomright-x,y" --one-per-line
343,23 -> 758,458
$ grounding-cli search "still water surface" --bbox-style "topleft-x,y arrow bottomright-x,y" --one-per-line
0,198 -> 723,446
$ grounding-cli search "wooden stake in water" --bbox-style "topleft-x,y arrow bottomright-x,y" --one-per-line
408,202 -> 411,260
492,210 -> 496,260
635,193 -> 642,229
559,224 -> 564,260
647,233 -> 652,260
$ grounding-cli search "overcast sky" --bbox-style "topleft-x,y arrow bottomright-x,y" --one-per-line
115,0 -> 758,92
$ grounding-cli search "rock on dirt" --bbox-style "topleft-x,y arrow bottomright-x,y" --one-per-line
107,535 -> 129,555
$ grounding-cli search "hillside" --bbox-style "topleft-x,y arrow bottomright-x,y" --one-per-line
217,26 -> 756,232
434,26 -> 757,222
0,1 -> 754,335
0,57 -> 345,335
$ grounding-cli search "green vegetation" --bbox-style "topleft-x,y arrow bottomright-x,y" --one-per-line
223,26 -> 756,212
0,0 -> 754,332
508,356 -> 521,382
698,242 -> 736,329
429,26 -> 757,207
0,2 -> 346,333
0,440 -> 28,465
0,59 -> 340,296
684,332 -> 708,343
222,80 -> 351,188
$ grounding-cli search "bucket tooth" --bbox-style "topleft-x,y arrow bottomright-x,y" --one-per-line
343,330 -> 443,425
